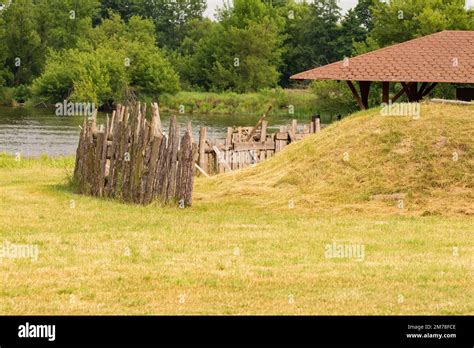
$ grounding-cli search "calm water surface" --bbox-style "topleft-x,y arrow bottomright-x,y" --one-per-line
0,106 -> 314,157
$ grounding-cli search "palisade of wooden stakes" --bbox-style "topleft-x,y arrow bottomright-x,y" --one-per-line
73,103 -> 196,207
73,103 -> 324,206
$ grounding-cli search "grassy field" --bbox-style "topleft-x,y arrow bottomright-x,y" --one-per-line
0,103 -> 472,315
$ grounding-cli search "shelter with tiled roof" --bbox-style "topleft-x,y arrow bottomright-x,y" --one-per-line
291,30 -> 474,109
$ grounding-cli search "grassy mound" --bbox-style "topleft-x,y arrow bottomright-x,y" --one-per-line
197,103 -> 474,216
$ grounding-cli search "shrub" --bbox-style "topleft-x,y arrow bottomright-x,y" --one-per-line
13,85 -> 31,103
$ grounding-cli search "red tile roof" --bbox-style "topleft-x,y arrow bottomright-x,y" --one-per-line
291,30 -> 474,83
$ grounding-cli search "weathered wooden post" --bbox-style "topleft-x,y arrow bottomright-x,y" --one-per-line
226,127 -> 232,146
198,127 -> 207,174
260,120 -> 267,143
312,115 -> 321,133
176,125 -> 195,207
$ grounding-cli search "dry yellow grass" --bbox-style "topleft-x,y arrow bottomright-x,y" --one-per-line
198,102 -> 474,216
0,103 -> 472,315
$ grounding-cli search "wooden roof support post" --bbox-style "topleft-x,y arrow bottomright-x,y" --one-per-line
393,82 -> 412,103
410,83 -> 420,101
421,82 -> 438,97
417,82 -> 429,100
359,81 -> 372,109
401,82 -> 420,102
382,81 -> 390,104
346,81 -> 365,110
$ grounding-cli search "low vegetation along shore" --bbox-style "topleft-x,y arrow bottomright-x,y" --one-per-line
158,89 -> 323,117
1,88 -> 334,118
0,103 -> 472,315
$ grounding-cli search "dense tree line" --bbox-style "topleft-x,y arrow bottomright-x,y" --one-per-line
0,0 -> 472,106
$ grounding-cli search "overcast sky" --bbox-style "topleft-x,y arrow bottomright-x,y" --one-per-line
204,0 -> 474,19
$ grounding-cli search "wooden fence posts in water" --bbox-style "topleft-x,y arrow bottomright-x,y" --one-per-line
73,103 -> 196,207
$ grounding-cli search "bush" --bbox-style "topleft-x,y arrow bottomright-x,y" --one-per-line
13,85 -> 31,103
0,86 -> 15,106
31,14 -> 179,107
310,80 -> 359,116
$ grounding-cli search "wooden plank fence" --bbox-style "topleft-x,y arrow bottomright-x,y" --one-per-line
73,103 -> 196,207
196,107 -> 324,175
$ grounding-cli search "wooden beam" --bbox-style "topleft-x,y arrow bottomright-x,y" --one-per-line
246,105 -> 272,142
393,82 -> 413,103
411,83 -> 420,101
194,163 -> 209,178
382,81 -> 390,104
234,141 -> 275,151
401,82 -> 420,102
359,81 -> 372,109
417,82 -> 429,99
346,81 -> 365,110
421,82 -> 438,97
408,82 -> 420,102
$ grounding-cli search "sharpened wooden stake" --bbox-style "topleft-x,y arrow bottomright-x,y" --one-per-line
246,106 -> 272,142
194,163 -> 209,178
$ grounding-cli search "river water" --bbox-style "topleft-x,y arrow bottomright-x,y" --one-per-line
0,106 -> 314,157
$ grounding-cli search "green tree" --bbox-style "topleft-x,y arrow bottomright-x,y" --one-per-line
370,0 -> 474,47
339,9 -> 367,56
354,0 -> 377,32
263,0 -> 289,7
35,0 -> 100,51
0,0 -> 42,85
0,15 -> 9,86
99,0 -> 207,49
193,0 -> 284,92
99,0 -> 142,22
339,0 -> 379,54
168,18 -> 217,89
145,0 -> 207,49
32,13 -> 179,106
280,0 -> 346,86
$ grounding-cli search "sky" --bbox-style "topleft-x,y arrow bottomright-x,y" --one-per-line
204,0 -> 474,19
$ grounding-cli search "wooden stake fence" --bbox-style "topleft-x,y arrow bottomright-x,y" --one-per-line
73,103 -> 196,206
